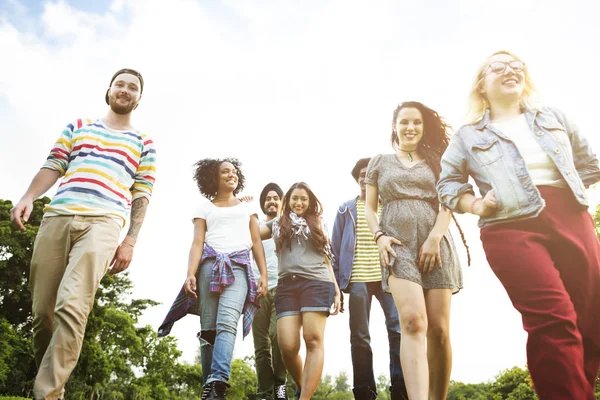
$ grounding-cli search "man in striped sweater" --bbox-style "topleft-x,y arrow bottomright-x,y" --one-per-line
331,158 -> 407,400
10,68 -> 156,400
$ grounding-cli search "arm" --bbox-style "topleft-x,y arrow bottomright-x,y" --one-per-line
184,218 -> 207,298
330,207 -> 345,285
551,107 -> 600,187
110,136 -> 157,274
259,223 -> 272,240
366,183 -> 402,267
11,122 -> 75,230
325,256 -> 342,315
418,207 -> 452,273
437,134 -> 476,213
109,197 -> 150,275
10,168 -> 61,230
250,215 -> 268,298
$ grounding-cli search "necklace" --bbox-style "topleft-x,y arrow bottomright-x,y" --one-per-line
399,149 -> 416,162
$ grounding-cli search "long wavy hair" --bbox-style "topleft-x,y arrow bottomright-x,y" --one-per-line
467,50 -> 537,124
390,101 -> 471,265
391,101 -> 450,181
276,182 -> 330,257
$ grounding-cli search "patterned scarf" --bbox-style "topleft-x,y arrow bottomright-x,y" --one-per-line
273,212 -> 334,261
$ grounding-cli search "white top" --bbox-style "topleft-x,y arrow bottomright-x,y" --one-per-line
192,201 -> 261,254
492,114 -> 567,188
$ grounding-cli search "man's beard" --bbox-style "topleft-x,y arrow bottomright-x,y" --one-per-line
266,209 -> 278,218
109,95 -> 136,115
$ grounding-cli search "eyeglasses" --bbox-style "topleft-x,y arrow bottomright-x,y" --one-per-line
487,60 -> 525,74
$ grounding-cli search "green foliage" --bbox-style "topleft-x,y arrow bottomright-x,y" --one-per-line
376,374 -> 391,400
0,197 -> 200,399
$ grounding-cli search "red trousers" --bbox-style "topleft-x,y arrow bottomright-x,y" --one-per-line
481,186 -> 600,400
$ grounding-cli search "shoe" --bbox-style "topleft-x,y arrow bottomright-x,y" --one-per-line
275,384 -> 288,399
201,382 -> 213,400
203,380 -> 229,400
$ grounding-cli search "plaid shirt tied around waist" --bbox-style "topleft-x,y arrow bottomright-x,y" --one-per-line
158,244 -> 260,339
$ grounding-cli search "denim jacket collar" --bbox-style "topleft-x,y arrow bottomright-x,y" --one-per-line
474,108 -> 539,131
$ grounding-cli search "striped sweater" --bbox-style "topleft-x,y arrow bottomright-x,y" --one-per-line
43,118 -> 157,226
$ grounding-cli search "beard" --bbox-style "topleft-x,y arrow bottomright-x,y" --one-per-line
265,206 -> 279,218
109,95 -> 137,115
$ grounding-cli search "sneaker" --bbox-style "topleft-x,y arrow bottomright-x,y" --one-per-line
201,382 -> 214,400
206,381 -> 229,400
275,384 -> 288,399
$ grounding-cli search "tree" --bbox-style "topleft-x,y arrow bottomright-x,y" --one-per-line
0,197 -> 202,399
376,374 -> 391,400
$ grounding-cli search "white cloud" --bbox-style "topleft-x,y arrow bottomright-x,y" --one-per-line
1,0 -> 599,386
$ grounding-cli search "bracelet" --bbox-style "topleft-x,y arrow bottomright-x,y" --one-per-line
470,198 -> 482,215
122,237 -> 136,247
373,229 -> 384,240
375,233 -> 387,243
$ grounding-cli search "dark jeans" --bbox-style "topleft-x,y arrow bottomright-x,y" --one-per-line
252,287 -> 287,399
348,281 -> 404,397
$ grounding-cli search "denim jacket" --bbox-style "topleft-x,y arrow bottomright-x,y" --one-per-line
437,107 -> 600,228
331,198 -> 357,292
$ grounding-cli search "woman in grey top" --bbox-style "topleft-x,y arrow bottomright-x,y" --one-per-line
260,182 -> 341,400
365,102 -> 467,400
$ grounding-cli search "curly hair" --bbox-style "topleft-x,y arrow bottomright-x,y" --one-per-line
390,102 -> 471,266
277,182 -> 330,257
192,157 -> 246,200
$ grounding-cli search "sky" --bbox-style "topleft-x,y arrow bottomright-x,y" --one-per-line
2,0 -> 600,385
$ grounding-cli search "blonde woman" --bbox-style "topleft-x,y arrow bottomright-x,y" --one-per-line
438,50 -> 600,399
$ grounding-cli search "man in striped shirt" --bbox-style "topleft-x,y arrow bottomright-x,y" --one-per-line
332,158 -> 407,400
10,68 -> 156,400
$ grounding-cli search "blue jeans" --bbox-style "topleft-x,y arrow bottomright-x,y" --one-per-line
198,259 -> 248,384
348,281 -> 404,395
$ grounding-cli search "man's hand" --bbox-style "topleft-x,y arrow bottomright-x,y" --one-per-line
10,198 -> 34,231
109,242 -> 134,275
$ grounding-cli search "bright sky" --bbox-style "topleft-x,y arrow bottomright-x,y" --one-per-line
2,0 -> 600,385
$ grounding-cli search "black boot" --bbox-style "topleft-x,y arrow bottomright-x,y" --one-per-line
390,381 -> 409,400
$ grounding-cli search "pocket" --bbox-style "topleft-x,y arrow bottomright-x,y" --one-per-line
471,138 -> 503,166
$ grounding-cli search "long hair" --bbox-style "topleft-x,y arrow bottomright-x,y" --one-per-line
467,50 -> 537,124
390,101 -> 450,181
277,182 -> 330,256
390,101 -> 471,265
192,157 -> 246,200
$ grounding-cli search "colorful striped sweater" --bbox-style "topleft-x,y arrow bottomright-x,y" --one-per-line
43,118 -> 157,227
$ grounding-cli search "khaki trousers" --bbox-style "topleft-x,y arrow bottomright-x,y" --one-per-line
30,215 -> 120,400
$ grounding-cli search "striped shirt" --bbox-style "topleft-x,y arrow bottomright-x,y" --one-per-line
43,118 -> 156,227
350,199 -> 382,283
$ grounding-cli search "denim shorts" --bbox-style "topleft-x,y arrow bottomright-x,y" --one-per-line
274,274 -> 335,319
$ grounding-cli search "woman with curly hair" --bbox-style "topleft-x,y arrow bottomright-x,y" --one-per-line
184,157 -> 268,400
438,51 -> 600,399
259,182 -> 341,400
365,101 -> 466,400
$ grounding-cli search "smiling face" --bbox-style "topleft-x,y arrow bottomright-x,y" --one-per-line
394,107 -> 424,150
480,53 -> 525,106
289,188 -> 310,217
107,73 -> 142,115
217,161 -> 238,193
263,190 -> 282,218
